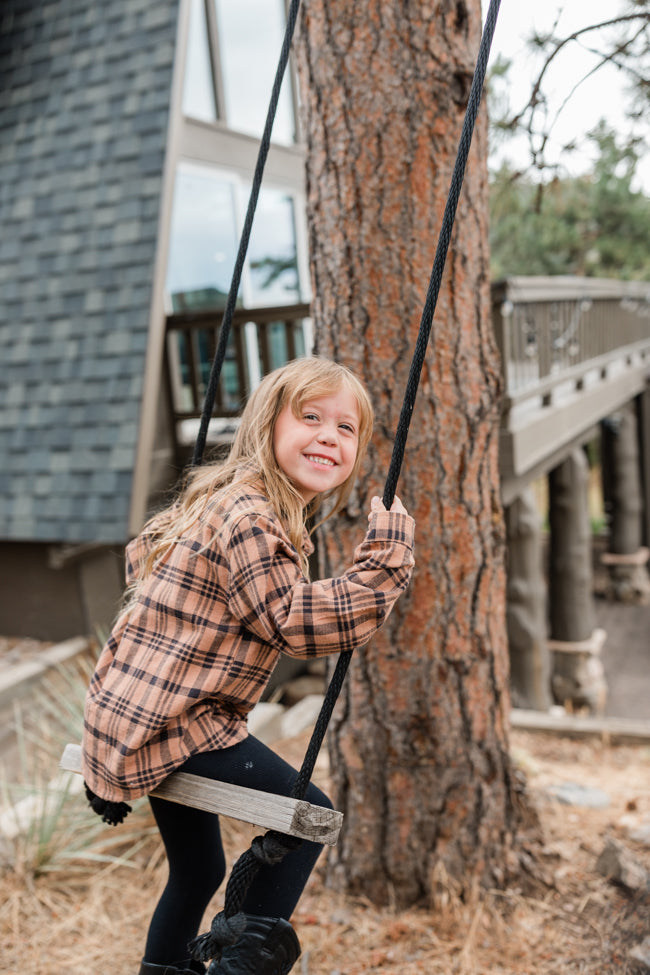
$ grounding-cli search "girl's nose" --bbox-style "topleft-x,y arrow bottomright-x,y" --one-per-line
317,425 -> 337,445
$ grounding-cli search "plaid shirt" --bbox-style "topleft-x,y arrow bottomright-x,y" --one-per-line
82,489 -> 414,801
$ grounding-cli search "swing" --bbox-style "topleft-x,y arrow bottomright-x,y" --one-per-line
59,743 -> 343,844
60,0 -> 501,962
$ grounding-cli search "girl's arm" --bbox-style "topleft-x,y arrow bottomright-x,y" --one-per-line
226,502 -> 415,658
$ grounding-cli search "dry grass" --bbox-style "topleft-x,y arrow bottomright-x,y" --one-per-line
2,728 -> 650,975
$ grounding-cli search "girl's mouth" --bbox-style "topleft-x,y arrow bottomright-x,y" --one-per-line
304,454 -> 336,467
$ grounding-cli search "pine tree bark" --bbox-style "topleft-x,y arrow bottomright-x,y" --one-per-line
295,1 -> 528,907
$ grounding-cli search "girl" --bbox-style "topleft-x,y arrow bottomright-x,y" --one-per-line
82,357 -> 415,975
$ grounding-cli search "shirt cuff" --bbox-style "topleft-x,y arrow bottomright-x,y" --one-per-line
367,509 -> 415,546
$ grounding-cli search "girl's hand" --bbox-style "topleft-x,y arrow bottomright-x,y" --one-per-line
368,495 -> 408,520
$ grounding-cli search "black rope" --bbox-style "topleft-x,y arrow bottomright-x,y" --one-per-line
190,0 -> 502,963
191,0 -> 302,468
382,0 -> 502,510
189,831 -> 301,964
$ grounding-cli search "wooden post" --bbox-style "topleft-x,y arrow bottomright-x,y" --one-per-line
601,405 -> 650,601
549,449 -> 594,642
548,449 -> 607,713
505,488 -> 551,710
605,404 -> 643,554
636,383 -> 650,548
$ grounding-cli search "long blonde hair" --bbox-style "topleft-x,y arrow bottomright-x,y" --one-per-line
130,357 -> 374,595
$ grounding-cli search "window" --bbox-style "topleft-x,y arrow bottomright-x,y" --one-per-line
165,164 -> 309,417
166,163 -> 301,312
247,188 -> 300,305
166,166 -> 239,313
214,0 -> 296,144
182,0 -> 217,123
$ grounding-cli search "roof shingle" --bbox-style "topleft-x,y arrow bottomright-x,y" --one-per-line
0,0 -> 180,543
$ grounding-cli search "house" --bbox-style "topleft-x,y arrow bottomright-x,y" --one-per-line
0,0 -> 313,640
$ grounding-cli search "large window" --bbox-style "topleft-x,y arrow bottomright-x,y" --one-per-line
165,163 -> 309,418
166,163 -> 301,312
182,0 -> 296,145
214,0 -> 295,144
166,165 -> 239,313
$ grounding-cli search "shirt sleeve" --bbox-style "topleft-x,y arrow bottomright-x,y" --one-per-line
226,509 -> 415,658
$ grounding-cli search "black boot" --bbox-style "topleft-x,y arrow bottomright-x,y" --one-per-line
210,915 -> 301,975
139,961 -> 205,975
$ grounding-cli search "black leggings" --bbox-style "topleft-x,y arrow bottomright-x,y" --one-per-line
143,735 -> 332,967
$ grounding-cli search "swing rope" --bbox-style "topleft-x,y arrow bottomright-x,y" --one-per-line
189,0 -> 502,964
191,0 -> 302,469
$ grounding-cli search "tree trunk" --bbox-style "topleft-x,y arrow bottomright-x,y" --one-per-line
295,1 -> 531,908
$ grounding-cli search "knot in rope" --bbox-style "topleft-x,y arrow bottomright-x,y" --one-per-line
188,910 -> 247,962
220,831 -> 301,917
190,829 -> 302,964
251,829 -> 301,866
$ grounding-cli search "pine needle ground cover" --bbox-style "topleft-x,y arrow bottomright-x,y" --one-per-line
2,704 -> 649,975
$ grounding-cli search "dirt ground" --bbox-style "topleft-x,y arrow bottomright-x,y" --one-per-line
1,726 -> 649,975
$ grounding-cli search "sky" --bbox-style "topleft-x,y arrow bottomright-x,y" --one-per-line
484,0 -> 650,192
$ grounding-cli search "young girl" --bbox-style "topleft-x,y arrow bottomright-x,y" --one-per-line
82,357 -> 415,975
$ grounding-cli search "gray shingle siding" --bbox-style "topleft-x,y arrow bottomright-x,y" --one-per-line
0,0 -> 180,544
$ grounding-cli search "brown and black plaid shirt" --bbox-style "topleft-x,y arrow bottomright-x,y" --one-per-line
82,489 -> 414,801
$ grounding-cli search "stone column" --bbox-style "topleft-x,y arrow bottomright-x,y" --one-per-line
601,405 -> 650,602
636,384 -> 650,549
505,488 -> 551,710
548,449 -> 607,713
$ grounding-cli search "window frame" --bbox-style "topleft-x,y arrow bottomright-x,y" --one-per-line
185,0 -> 302,145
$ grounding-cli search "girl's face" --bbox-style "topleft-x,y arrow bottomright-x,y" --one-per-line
272,387 -> 360,503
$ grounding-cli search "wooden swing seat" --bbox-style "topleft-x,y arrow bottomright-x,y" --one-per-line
59,743 -> 343,846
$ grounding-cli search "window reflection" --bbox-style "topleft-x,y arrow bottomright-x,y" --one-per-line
214,0 -> 295,144
248,189 -> 300,305
166,166 -> 300,312
183,0 -> 217,123
293,322 -> 306,358
166,166 -> 239,312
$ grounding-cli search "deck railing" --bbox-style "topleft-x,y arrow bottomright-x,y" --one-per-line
492,277 -> 650,496
164,280 -> 650,478
165,302 -> 311,426
492,277 -> 650,410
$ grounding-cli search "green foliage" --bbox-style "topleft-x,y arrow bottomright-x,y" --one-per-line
489,122 -> 650,281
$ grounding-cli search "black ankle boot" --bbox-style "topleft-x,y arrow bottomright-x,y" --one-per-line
139,961 -> 205,975
210,915 -> 301,975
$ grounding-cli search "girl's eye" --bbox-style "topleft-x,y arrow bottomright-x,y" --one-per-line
339,423 -> 356,434
303,412 -> 319,422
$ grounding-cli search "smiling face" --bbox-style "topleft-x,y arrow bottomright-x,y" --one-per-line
272,386 -> 361,504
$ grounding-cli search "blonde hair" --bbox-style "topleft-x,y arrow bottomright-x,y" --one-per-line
128,357 -> 374,599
